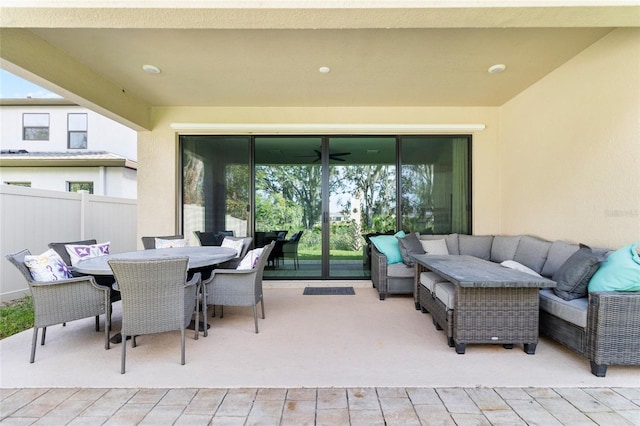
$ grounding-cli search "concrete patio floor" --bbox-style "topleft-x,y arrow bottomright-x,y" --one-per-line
1,284 -> 639,424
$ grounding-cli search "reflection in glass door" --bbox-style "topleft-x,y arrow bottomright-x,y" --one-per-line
254,137 -> 324,278
328,137 -> 396,278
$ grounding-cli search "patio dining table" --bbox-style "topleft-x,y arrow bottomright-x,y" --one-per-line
73,246 -> 237,342
72,246 -> 238,276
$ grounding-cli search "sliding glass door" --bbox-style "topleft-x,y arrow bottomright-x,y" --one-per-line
254,137 -> 324,278
327,137 -> 396,278
180,134 -> 470,280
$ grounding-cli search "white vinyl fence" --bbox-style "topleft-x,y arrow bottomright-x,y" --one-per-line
0,185 -> 137,301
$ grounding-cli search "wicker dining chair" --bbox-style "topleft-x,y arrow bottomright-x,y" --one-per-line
201,241 -> 275,334
48,239 -> 121,328
141,235 -> 184,249
5,249 -> 111,363
107,257 -> 200,374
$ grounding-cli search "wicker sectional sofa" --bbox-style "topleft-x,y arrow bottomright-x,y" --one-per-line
370,233 -> 640,377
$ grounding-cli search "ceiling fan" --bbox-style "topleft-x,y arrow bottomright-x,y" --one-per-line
298,149 -> 351,162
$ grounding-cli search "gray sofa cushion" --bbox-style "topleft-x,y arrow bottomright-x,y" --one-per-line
458,235 -> 494,260
541,240 -> 580,278
539,288 -> 588,328
490,235 -> 521,263
386,262 -> 415,278
552,245 -> 605,300
420,234 -> 459,255
514,236 -> 552,274
397,232 -> 425,267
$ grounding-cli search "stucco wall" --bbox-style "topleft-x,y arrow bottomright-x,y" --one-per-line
499,28 -> 640,248
138,106 -> 500,245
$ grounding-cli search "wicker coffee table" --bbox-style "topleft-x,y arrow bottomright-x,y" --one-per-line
413,255 -> 556,354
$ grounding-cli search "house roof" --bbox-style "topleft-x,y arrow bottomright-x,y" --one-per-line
0,150 -> 138,169
0,2 -> 638,131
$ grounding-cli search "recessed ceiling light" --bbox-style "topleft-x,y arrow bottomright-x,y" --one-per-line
142,64 -> 161,74
488,64 -> 506,74
319,66 -> 330,74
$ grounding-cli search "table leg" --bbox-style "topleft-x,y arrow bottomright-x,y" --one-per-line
523,343 -> 537,354
455,343 -> 466,354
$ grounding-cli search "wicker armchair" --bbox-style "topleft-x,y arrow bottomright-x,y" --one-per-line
5,249 -> 111,363
48,239 -> 121,324
107,257 -> 201,374
201,241 -> 275,334
216,236 -> 253,269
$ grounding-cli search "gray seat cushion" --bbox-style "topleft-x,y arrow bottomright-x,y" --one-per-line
420,271 -> 447,292
434,281 -> 456,309
539,288 -> 588,328
386,263 -> 415,278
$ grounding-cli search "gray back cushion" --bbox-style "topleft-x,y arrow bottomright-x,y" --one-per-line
397,232 -> 425,266
490,235 -> 521,263
420,234 -> 459,255
514,236 -> 552,274
458,235 -> 494,260
541,240 -> 580,278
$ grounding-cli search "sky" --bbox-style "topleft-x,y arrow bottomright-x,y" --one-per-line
0,69 -> 62,99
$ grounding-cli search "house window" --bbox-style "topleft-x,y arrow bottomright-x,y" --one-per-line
68,182 -> 93,193
4,182 -> 31,187
68,113 -> 88,149
23,113 -> 49,140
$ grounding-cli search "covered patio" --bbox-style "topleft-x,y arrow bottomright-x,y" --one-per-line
1,284 -> 638,388
1,2 -> 639,423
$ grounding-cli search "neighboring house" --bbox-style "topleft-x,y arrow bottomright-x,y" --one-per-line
0,99 -> 137,198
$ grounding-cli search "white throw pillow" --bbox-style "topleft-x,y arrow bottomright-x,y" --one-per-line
65,242 -> 111,266
236,248 -> 264,270
221,237 -> 245,258
420,239 -> 449,255
155,238 -> 186,249
501,260 -> 542,277
25,249 -> 73,281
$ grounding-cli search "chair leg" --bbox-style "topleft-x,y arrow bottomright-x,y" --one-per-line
260,296 -> 265,319
41,327 -> 46,345
95,316 -> 100,332
30,327 -> 38,363
105,313 -> 111,351
253,304 -> 259,333
121,335 -> 127,374
203,293 -> 208,338
220,306 -> 224,319
181,328 -> 186,365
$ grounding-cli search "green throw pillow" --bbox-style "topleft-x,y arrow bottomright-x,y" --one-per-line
370,231 -> 406,264
588,242 -> 640,292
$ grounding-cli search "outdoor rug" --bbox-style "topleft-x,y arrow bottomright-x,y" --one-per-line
303,286 -> 355,295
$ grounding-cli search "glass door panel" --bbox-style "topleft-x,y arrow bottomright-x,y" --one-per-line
328,137 -> 397,278
255,136 -> 323,278
181,136 -> 250,246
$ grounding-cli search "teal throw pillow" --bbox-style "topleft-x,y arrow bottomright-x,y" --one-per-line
370,231 -> 406,264
588,242 -> 640,292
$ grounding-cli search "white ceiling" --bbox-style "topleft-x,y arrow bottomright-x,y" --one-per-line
1,2 -> 638,128
28,27 -> 612,107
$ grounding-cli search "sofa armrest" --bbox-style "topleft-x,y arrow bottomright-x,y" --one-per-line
586,291 -> 640,375
370,245 -> 388,297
